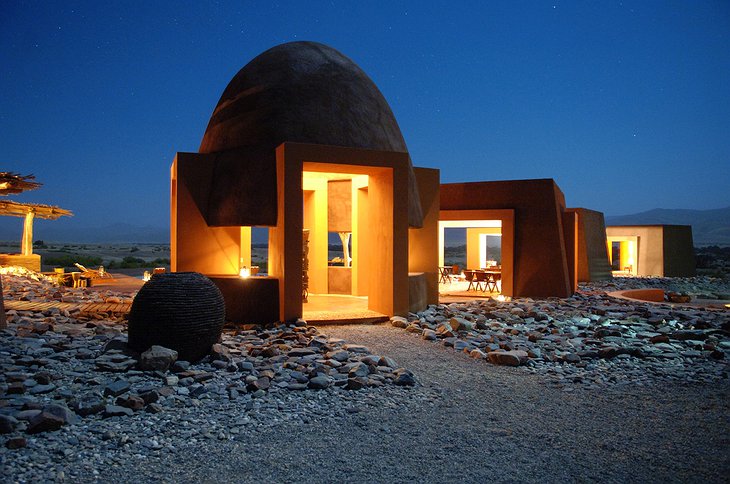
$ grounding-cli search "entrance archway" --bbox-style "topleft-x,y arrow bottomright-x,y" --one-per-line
438,209 -> 515,297
269,143 -> 413,322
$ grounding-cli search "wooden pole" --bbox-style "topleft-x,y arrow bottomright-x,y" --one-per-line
21,210 -> 34,256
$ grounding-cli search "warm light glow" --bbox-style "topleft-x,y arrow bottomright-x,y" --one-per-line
0,265 -> 50,281
239,266 -> 250,278
495,294 -> 509,302
143,271 -> 152,282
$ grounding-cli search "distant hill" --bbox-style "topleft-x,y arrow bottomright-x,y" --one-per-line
0,219 -> 272,244
3,207 -> 727,246
606,206 -> 730,246
0,219 -> 169,244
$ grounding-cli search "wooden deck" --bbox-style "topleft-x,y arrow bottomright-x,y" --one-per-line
4,300 -> 131,315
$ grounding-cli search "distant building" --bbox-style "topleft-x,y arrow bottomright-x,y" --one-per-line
605,225 -> 696,277
439,179 -> 611,298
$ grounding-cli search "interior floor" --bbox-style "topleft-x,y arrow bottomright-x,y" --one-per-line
303,293 -> 387,325
438,277 -> 500,299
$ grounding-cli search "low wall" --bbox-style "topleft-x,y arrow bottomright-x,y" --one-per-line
0,254 -> 41,271
408,272 -> 428,313
607,288 -> 665,303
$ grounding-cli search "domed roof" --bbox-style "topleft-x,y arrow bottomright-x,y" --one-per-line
200,41 -> 407,154
193,41 -> 423,228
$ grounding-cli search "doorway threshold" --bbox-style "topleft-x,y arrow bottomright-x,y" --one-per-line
303,294 -> 388,325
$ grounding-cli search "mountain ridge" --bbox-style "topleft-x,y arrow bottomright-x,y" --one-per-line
2,207 -> 728,246
605,205 -> 730,246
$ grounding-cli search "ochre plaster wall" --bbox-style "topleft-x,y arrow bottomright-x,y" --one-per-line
171,153 -> 241,275
662,225 -> 696,277
606,226 -> 664,276
352,179 -> 369,296
440,179 -> 573,298
303,178 -> 329,294
562,211 -> 578,293
465,227 -> 502,270
327,180 -> 352,232
408,168 -> 440,310
569,208 -> 612,282
0,254 -> 41,272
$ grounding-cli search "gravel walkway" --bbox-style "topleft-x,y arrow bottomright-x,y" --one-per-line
81,323 -> 729,484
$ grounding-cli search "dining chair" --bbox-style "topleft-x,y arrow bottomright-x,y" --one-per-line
464,270 -> 476,291
474,271 -> 489,292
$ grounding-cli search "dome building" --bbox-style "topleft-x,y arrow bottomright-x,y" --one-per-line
171,42 -> 439,323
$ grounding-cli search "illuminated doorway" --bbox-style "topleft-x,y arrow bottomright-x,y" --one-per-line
607,236 -> 638,275
299,163 -> 392,323
438,219 -> 506,296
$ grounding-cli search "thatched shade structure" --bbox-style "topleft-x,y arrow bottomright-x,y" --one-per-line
0,172 -> 41,196
0,190 -> 72,271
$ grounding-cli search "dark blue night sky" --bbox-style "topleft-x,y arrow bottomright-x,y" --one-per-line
2,1 -> 729,234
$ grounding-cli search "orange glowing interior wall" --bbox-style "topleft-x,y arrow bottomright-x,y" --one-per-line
439,209 -> 515,296
465,227 -> 501,270
606,234 -> 639,275
271,143 -> 412,320
240,226 -> 252,269
351,176 -> 369,296
302,172 -> 369,296
302,177 -> 328,294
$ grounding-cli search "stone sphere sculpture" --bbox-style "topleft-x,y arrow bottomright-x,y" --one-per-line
128,272 -> 225,362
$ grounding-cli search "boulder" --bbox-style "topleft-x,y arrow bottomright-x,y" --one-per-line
308,376 -> 330,390
139,345 -> 178,372
450,317 -> 475,332
422,329 -> 438,341
487,350 -> 529,367
27,411 -> 65,434
393,368 -> 416,386
0,415 -> 19,434
390,316 -> 409,328
104,380 -> 131,397
72,395 -> 106,417
103,405 -> 134,418
349,362 -> 370,378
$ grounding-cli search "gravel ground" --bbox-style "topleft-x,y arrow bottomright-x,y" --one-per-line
76,323 -> 729,484
3,272 -> 729,483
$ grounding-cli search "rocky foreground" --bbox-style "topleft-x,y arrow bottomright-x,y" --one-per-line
1,273 -> 729,482
396,277 -> 730,389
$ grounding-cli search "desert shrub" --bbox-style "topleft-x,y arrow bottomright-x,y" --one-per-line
106,256 -> 167,269
44,254 -> 103,268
